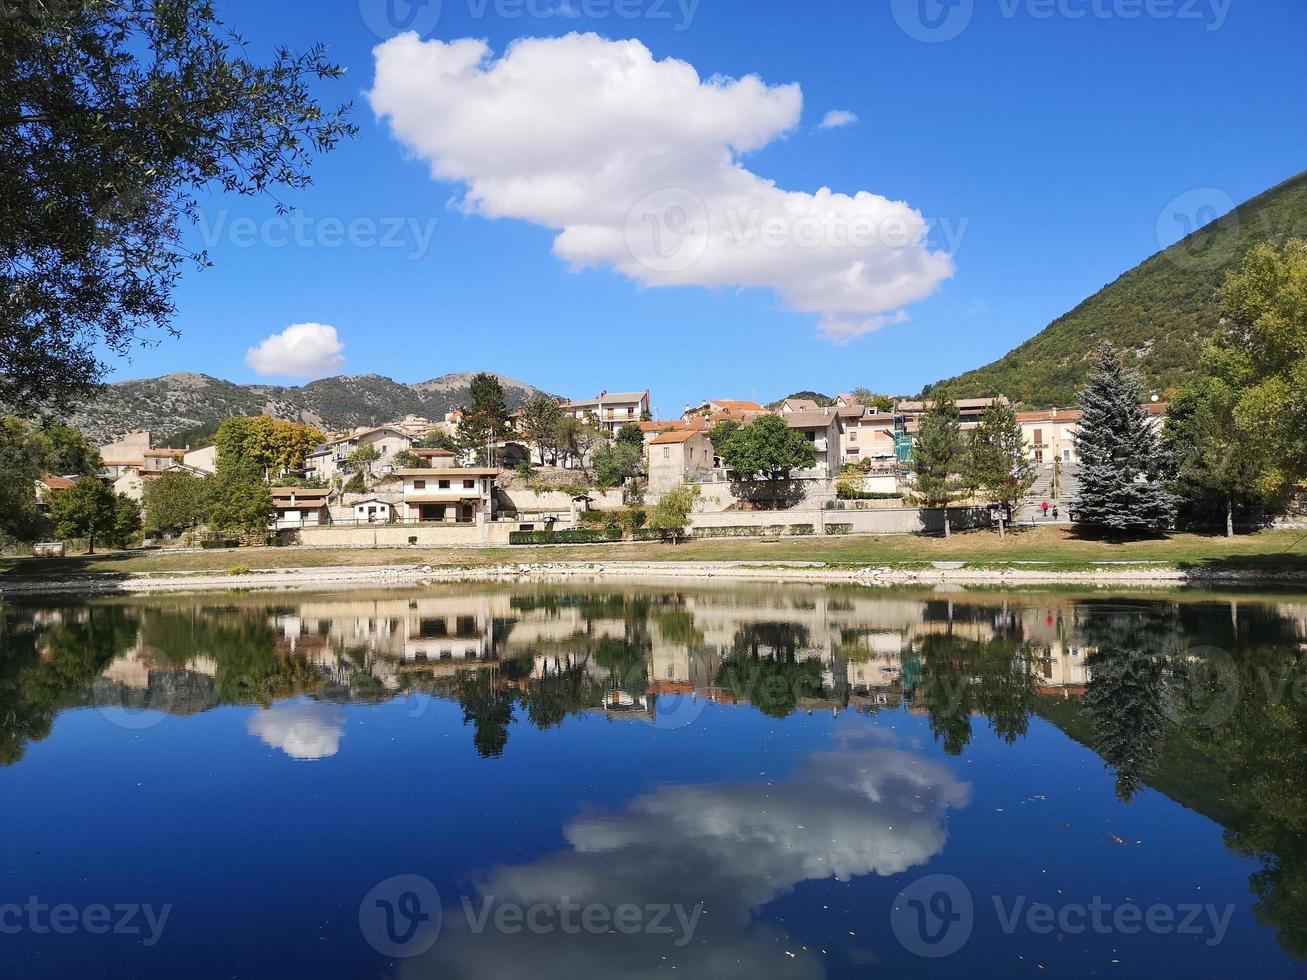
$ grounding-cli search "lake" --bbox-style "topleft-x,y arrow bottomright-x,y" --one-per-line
2,582 -> 1305,978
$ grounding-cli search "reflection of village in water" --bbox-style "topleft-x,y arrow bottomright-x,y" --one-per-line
6,584 -> 1307,962
9,584 -> 1307,763
25,586 -> 1123,741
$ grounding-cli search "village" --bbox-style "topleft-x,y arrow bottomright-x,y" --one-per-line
35,380 -> 1170,552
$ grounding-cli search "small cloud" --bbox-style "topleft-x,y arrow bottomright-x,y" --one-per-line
819,109 -> 859,130
966,299 -> 990,315
247,703 -> 346,761
245,323 -> 346,378
818,310 -> 910,344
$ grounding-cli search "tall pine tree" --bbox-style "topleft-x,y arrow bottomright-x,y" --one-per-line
1072,346 -> 1176,534
910,397 -> 968,537
967,401 -> 1036,538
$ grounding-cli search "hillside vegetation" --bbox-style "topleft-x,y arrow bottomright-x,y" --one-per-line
62,371 -> 550,443
930,169 -> 1307,406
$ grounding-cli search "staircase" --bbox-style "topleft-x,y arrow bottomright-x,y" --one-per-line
1016,463 -> 1079,524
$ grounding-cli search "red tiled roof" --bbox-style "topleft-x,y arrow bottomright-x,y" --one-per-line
650,429 -> 704,445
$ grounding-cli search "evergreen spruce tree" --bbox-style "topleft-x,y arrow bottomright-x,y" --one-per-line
1072,346 -> 1176,534
910,397 -> 968,537
967,401 -> 1037,538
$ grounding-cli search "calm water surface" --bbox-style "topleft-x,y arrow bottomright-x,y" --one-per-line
2,582 -> 1306,978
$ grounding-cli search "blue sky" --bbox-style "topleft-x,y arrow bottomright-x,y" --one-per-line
116,0 -> 1307,416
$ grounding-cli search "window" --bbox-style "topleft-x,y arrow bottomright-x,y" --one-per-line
849,431 -> 858,441
439,480 -> 451,489
1033,428 -> 1043,446
663,447 -> 670,459
413,480 -> 426,490
464,479 -> 475,489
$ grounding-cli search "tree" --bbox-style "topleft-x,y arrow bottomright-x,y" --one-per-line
142,471 -> 208,537
615,422 -> 644,449
520,395 -> 564,465
0,417 -> 105,544
715,414 -> 817,509
552,415 -> 604,472
910,397 -> 968,537
215,416 -> 324,477
851,388 -> 896,412
457,373 -> 512,464
967,401 -> 1036,538
28,424 -> 102,476
348,443 -> 381,482
111,494 -> 142,547
647,483 -> 701,539
1,1 -> 355,411
1166,376 -> 1274,536
1072,346 -> 1176,535
1193,239 -> 1307,498
393,449 -> 424,470
593,442 -> 643,489
208,460 -> 273,537
49,478 -> 117,553
0,417 -> 47,544
416,431 -> 458,453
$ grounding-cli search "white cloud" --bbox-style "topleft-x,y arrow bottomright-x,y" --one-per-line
369,34 -> 952,344
819,109 -> 859,130
245,322 -> 346,378
247,703 -> 346,760
403,742 -> 969,977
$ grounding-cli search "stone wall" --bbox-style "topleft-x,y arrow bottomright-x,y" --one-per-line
296,522 -> 513,548
689,506 -> 991,537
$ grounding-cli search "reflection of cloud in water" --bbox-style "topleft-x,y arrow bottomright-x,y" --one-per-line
406,740 -> 970,978
247,703 -> 345,761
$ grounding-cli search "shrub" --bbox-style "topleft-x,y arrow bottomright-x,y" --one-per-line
201,538 -> 239,549
508,528 -> 623,545
227,565 -> 252,576
633,528 -> 669,542
825,523 -> 854,535
790,524 -> 815,536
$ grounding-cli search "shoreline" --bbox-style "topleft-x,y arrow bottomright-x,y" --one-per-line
3,558 -> 1307,597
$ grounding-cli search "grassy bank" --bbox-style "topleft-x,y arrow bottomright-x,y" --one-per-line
3,526 -> 1306,580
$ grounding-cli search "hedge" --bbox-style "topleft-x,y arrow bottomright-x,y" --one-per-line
509,528 -> 623,545
825,523 -> 854,536
633,528 -> 671,542
201,539 -> 239,549
836,490 -> 905,501
692,524 -> 815,539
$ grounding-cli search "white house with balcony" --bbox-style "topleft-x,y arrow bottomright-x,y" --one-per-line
783,410 -> 843,477
397,468 -> 499,524
562,390 -> 652,436
307,425 -> 414,483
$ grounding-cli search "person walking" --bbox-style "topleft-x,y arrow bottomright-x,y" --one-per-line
1041,500 -> 1050,520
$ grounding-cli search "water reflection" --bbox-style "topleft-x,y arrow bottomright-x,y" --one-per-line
408,732 -> 970,978
3,584 -> 1307,962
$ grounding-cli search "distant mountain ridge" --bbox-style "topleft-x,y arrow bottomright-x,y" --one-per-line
930,169 -> 1307,406
65,371 -> 552,444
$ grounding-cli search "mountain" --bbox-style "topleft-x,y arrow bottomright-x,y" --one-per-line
65,371 -> 552,444
930,170 -> 1307,406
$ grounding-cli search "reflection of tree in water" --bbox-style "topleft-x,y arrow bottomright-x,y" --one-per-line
716,624 -> 824,719
0,606 -> 137,765
523,655 -> 601,731
1179,610 -> 1307,961
454,669 -> 517,759
915,632 -> 1038,756
1078,603 -> 1177,803
139,607 -> 321,707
